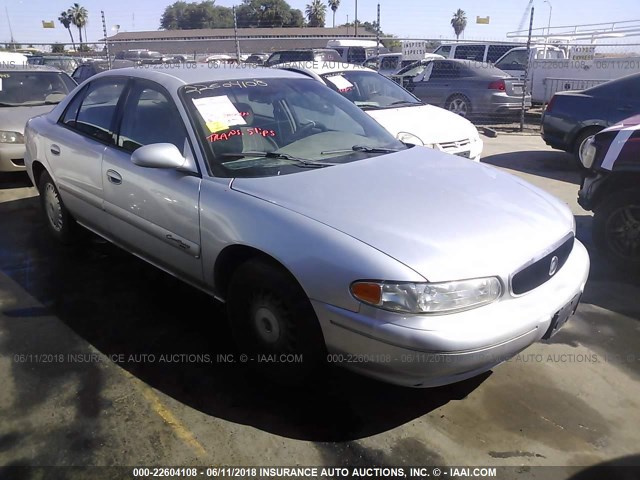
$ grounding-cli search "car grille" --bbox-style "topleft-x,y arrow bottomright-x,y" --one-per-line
437,139 -> 472,157
511,236 -> 574,295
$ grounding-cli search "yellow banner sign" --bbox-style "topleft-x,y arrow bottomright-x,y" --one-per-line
476,16 -> 490,24
42,20 -> 55,28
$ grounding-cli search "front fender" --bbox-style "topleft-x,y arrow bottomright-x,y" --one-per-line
199,177 -> 426,312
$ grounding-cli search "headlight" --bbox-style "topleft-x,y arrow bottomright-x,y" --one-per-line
396,131 -> 424,146
351,277 -> 502,314
579,136 -> 596,169
0,131 -> 24,144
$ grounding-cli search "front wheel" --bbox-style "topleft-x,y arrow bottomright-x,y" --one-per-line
38,171 -> 77,244
226,258 -> 327,383
593,190 -> 640,271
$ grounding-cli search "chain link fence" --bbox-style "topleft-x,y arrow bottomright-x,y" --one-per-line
4,37 -> 639,128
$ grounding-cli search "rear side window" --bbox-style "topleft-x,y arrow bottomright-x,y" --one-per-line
62,79 -> 127,144
454,45 -> 485,62
431,61 -> 463,79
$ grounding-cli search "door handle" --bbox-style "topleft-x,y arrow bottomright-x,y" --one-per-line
50,144 -> 60,156
106,169 -> 122,185
617,105 -> 633,111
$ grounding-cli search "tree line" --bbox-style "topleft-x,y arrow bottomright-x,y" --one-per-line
160,0 -> 340,30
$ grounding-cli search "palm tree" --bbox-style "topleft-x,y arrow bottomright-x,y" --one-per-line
306,0 -> 326,27
451,9 -> 467,40
327,0 -> 340,28
58,11 -> 76,51
68,3 -> 89,45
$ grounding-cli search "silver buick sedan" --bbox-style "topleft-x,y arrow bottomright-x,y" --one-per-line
25,65 -> 589,387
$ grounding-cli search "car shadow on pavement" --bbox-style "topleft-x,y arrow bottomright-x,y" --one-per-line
564,454 -> 640,480
0,196 -> 489,443
482,150 -> 581,185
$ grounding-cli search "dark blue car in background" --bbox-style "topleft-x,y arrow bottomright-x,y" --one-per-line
541,72 -> 640,163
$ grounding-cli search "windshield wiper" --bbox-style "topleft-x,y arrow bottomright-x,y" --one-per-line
321,145 -> 402,155
221,151 -> 335,168
388,100 -> 422,107
358,104 -> 384,110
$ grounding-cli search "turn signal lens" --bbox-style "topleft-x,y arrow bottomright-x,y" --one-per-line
351,282 -> 382,306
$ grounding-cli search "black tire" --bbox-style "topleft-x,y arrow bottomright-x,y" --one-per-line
226,257 -> 327,383
38,171 -> 77,244
593,189 -> 640,271
445,94 -> 472,118
573,127 -> 602,167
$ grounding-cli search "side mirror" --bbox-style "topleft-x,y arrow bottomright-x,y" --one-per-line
131,143 -> 187,169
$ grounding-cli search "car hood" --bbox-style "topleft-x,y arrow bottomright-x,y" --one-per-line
0,105 -> 55,134
365,104 -> 479,144
231,147 -> 574,281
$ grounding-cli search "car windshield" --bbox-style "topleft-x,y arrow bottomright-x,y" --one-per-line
180,77 -> 405,178
0,71 -> 75,107
320,70 -> 422,110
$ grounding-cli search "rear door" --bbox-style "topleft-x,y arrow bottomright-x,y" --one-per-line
45,77 -> 128,231
611,76 -> 640,123
101,79 -> 203,283
411,61 -> 459,106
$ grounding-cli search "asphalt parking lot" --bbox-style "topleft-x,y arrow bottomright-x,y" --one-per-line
0,133 -> 639,479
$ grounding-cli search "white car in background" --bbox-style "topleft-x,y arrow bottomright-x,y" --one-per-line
276,63 -> 483,161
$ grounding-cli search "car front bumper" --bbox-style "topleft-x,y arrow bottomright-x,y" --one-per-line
312,239 -> 590,387
0,144 -> 27,172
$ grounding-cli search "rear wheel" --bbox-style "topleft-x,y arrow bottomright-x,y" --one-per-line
226,258 -> 327,383
593,189 -> 640,271
573,127 -> 602,168
38,171 -> 77,244
446,94 -> 472,118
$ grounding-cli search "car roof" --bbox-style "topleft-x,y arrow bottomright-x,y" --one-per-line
0,65 -> 65,73
276,62 -> 375,76
89,64 -> 308,91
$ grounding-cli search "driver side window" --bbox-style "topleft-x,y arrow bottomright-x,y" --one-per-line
118,83 -> 188,153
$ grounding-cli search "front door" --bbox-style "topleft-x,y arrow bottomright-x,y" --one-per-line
101,80 -> 203,283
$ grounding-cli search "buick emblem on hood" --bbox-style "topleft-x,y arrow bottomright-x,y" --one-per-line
549,256 -> 559,276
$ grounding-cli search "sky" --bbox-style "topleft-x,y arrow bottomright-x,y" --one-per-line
1,0 -> 639,45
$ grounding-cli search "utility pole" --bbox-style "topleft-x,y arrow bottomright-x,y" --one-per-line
102,11 -> 111,69
5,6 -> 15,51
376,4 -> 380,56
233,6 -> 241,61
354,0 -> 358,37
520,6 -> 534,132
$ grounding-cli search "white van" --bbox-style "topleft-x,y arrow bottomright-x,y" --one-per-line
433,43 -> 523,63
326,39 -> 387,63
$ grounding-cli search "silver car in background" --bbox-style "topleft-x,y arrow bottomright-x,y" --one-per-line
24,65 -> 589,387
0,66 -> 76,173
397,59 -> 531,118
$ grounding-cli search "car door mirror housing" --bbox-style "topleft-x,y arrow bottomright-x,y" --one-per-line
131,143 -> 187,170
